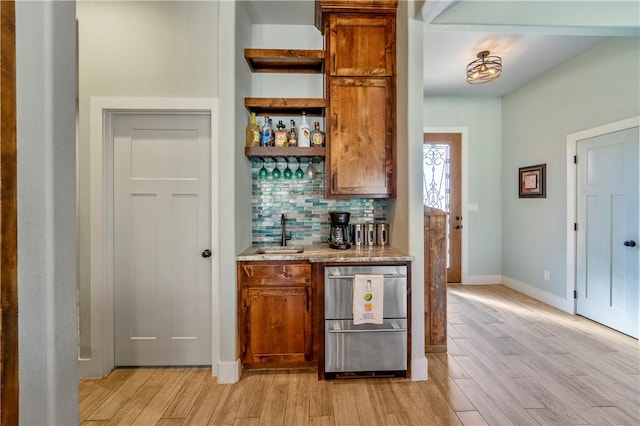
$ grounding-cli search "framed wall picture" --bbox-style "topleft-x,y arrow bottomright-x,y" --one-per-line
519,164 -> 546,198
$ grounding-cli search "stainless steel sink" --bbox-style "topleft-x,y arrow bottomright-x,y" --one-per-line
255,246 -> 304,254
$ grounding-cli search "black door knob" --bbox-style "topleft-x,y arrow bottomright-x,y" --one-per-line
623,240 -> 637,247
454,225 -> 463,230
455,216 -> 462,221
201,249 -> 212,258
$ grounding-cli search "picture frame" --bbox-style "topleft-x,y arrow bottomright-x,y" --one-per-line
519,164 -> 546,198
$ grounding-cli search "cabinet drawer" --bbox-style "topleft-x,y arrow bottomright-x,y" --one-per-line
238,262 -> 311,286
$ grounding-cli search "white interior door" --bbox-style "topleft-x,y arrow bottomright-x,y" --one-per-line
113,112 -> 212,365
576,126 -> 639,338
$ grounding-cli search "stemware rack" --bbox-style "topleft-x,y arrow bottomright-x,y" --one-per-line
245,146 -> 325,163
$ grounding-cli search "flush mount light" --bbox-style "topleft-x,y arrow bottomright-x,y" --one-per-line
466,50 -> 502,84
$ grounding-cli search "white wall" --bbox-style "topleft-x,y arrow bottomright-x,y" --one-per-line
502,37 -> 640,307
423,97 -> 503,282
16,1 -> 79,423
76,0 -> 220,358
395,0 -> 429,380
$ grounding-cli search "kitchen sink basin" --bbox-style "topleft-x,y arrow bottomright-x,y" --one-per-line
255,246 -> 304,254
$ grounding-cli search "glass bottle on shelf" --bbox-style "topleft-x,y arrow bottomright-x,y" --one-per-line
268,118 -> 275,146
274,120 -> 288,147
288,120 -> 298,147
260,115 -> 271,147
245,112 -> 261,147
310,121 -> 325,147
298,112 -> 311,147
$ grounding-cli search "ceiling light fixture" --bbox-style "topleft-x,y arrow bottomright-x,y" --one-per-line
466,50 -> 502,84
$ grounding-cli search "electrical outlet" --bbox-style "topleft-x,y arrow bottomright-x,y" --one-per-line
544,270 -> 550,281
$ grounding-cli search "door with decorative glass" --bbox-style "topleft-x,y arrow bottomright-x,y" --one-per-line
423,133 -> 461,283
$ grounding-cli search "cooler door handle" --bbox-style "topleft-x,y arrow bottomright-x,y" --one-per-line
328,327 -> 407,334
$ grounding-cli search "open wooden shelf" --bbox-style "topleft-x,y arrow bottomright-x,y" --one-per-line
244,49 -> 325,74
244,97 -> 325,116
245,146 -> 325,161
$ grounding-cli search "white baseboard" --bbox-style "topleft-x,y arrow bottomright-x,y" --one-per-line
78,358 -> 97,379
502,276 -> 574,314
411,356 -> 428,381
78,358 -> 110,379
217,359 -> 242,384
462,274 -> 503,285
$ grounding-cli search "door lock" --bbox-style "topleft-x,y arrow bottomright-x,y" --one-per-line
201,249 -> 212,258
623,240 -> 637,248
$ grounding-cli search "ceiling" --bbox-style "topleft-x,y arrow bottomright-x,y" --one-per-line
245,0 -> 640,97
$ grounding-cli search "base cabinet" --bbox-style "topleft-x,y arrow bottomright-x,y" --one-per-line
237,261 -> 313,368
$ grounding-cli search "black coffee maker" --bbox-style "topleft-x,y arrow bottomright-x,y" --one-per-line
328,211 -> 351,250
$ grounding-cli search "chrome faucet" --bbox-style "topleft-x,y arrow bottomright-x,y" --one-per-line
280,213 -> 292,246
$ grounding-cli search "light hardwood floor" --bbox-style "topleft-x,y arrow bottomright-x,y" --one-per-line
79,285 -> 640,425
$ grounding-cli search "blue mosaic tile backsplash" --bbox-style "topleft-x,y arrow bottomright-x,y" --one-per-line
251,160 -> 388,245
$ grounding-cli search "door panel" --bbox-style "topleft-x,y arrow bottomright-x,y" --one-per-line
244,287 -> 311,364
114,112 -> 212,365
329,15 -> 394,76
577,126 -> 638,338
170,194 -> 199,338
423,133 -> 462,283
328,78 -> 393,196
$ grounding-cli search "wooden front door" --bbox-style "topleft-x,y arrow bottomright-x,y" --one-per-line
423,133 -> 462,284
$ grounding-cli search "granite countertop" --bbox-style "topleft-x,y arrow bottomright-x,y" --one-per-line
236,244 -> 413,263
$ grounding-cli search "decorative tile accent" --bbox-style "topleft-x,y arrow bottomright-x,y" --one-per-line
251,160 -> 388,245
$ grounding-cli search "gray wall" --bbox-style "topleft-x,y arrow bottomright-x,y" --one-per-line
502,36 -> 640,301
16,1 -> 79,424
76,0 -> 220,358
423,97 -> 503,281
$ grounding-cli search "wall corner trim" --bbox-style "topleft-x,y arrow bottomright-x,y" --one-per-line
216,359 -> 242,384
411,356 -> 428,381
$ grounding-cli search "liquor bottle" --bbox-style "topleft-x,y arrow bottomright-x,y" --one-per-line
268,118 -> 275,146
288,120 -> 298,147
245,112 -> 261,147
260,115 -> 272,147
310,121 -> 325,147
298,112 -> 311,147
274,120 -> 288,147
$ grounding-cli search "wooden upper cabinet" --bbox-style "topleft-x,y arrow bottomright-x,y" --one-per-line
328,15 -> 395,77
317,0 -> 397,198
327,77 -> 394,197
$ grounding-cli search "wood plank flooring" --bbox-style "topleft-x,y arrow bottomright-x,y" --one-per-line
79,285 -> 640,425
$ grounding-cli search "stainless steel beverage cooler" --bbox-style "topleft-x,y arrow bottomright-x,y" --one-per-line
324,265 -> 407,377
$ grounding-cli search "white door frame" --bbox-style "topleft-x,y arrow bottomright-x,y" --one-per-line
566,115 -> 640,315
80,97 -> 220,378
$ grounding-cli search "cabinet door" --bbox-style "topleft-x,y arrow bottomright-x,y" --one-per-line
326,77 -> 394,197
241,287 -> 311,365
328,15 -> 395,76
